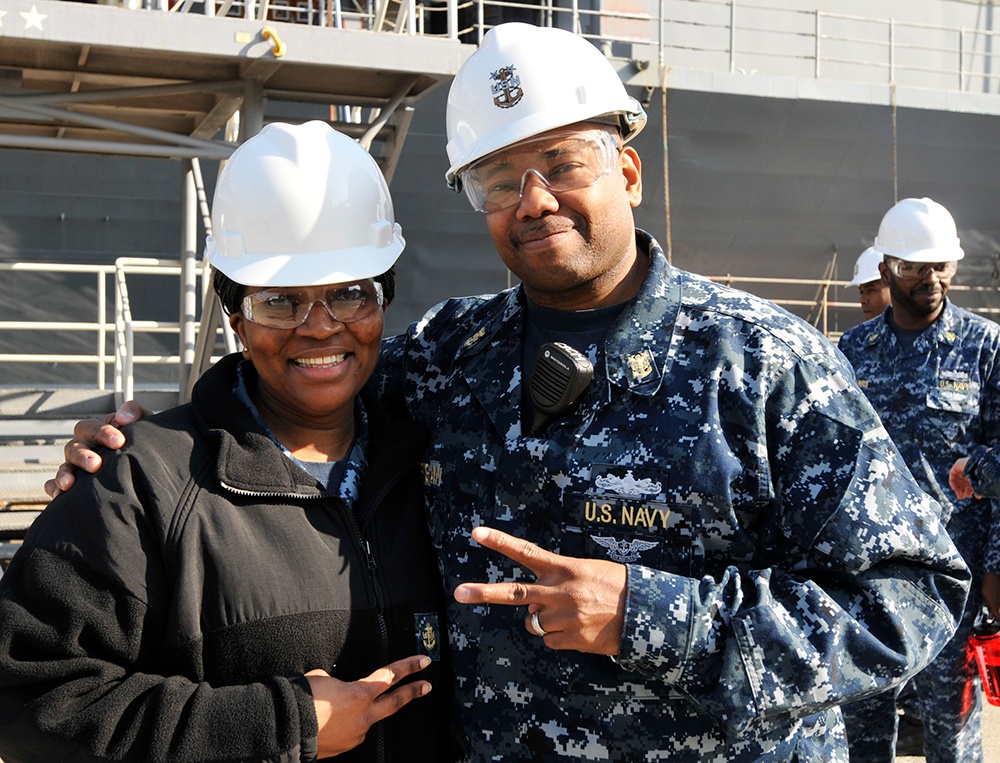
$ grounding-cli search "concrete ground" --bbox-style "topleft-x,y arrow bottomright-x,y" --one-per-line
898,699 -> 1000,763
0,704 -> 994,761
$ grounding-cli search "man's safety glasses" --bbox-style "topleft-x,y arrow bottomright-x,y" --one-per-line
460,130 -> 620,213
241,281 -> 384,329
884,257 -> 957,281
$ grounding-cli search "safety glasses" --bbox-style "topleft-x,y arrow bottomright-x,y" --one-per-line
884,257 -> 957,281
241,281 -> 383,329
460,130 -> 620,213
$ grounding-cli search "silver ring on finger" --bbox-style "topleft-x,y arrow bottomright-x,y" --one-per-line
530,611 -> 547,637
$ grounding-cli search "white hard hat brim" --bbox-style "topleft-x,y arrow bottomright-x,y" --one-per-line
207,240 -> 404,287
874,247 -> 965,263
847,274 -> 882,286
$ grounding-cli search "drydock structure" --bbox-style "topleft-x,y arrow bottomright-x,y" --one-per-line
3,0 -> 1000,555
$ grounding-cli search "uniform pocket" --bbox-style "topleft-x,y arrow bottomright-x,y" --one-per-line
927,371 -> 980,413
924,375 -> 979,447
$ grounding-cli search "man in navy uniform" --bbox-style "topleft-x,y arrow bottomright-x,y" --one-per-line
839,197 -> 1000,763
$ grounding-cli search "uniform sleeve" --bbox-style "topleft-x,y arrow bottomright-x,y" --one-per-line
962,447 -> 1000,574
988,498 -> 1000,574
965,447 -> 1000,499
614,352 -> 970,733
0,454 -> 318,763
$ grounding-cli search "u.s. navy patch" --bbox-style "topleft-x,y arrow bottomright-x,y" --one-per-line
414,613 -> 441,661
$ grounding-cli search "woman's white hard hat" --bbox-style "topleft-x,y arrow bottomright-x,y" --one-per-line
445,23 -> 647,191
873,197 -> 964,263
205,120 -> 405,287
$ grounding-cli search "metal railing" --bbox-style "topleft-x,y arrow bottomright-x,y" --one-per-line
0,262 -> 114,388
662,0 -> 1000,93
157,0 -> 643,44
711,275 -> 1000,340
143,0 -> 1000,95
0,260 -> 214,403
111,258 -> 208,403
4,260 -> 997,395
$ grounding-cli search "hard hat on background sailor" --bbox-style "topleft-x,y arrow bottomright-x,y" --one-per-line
847,246 -> 884,286
872,197 -> 964,263
444,22 -> 647,192
205,120 -> 405,287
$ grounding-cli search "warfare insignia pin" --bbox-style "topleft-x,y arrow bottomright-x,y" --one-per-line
490,65 -> 523,109
591,535 -> 659,563
627,351 -> 653,380
595,470 -> 662,497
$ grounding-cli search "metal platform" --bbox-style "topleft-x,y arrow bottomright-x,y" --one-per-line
0,0 -> 471,175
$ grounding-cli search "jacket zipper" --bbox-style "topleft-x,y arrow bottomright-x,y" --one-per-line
218,482 -> 322,501
353,461 -> 413,763
363,536 -> 389,763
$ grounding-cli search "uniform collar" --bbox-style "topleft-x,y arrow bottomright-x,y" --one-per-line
931,299 -> 963,346
604,230 -> 679,396
453,230 -> 678,403
861,298 -> 960,349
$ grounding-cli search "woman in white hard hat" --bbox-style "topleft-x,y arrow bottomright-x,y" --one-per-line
0,121 -> 450,762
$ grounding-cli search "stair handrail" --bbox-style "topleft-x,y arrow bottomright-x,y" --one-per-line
113,258 -> 134,407
112,258 -> 199,408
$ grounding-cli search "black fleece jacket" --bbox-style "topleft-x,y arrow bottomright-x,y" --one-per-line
0,353 -> 451,763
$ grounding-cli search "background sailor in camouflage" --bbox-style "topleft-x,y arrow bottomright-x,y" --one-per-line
838,197 -> 1000,763
46,23 -> 972,763
848,246 -> 891,321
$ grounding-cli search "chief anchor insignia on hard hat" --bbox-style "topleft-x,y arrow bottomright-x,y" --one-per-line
490,65 -> 523,109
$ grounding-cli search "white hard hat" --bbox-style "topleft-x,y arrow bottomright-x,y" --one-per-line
847,247 -> 884,286
206,120 -> 405,287
445,23 -> 647,191
872,197 -> 964,263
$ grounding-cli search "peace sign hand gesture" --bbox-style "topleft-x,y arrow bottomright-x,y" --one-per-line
453,526 -> 628,655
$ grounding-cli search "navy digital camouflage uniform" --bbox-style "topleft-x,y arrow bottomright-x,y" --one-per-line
378,231 -> 969,762
838,299 -> 1000,763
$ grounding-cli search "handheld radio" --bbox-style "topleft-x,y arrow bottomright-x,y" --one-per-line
528,342 -> 594,435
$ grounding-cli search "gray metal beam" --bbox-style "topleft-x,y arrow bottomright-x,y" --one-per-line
0,134 -> 234,159
0,96 -> 235,154
13,80 -> 247,105
1,0 -> 470,80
